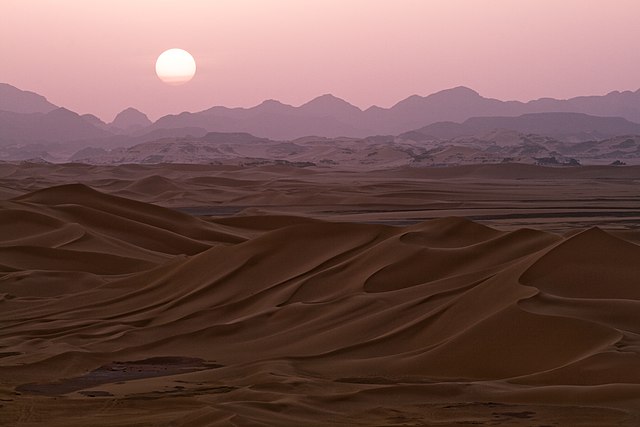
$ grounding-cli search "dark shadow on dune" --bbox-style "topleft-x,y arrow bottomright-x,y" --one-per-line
16,357 -> 223,396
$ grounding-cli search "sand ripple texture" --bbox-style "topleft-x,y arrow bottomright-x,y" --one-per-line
1,183 -> 639,426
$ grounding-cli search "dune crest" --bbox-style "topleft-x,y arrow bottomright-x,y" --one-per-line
1,183 -> 639,425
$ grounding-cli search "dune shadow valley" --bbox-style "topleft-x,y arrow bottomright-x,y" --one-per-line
0,161 -> 638,426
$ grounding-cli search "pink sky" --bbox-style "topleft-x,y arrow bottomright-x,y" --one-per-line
2,0 -> 640,121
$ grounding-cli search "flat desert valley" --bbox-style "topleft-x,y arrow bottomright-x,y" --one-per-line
1,161 -> 640,426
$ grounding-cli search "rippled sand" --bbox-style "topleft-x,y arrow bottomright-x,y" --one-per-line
1,163 -> 639,425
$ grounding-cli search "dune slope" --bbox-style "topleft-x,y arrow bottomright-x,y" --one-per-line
1,184 -> 639,426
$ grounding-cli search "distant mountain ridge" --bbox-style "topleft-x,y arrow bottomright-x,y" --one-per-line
401,112 -> 640,142
0,83 -> 58,114
0,108 -> 111,144
149,86 -> 640,140
111,108 -> 152,132
3,82 -> 640,148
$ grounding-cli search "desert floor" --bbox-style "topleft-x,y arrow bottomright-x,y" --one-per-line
1,163 -> 639,426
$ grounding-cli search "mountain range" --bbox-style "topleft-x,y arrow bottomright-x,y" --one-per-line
401,112 -> 640,142
148,86 -> 640,139
3,82 -> 640,163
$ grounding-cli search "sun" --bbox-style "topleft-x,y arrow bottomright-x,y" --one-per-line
155,48 -> 197,85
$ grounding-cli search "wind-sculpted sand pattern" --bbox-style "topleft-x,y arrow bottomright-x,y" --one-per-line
1,181 -> 639,425
2,162 -> 640,233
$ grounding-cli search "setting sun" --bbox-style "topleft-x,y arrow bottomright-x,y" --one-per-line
155,48 -> 196,85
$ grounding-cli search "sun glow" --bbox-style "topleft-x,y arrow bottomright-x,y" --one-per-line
155,48 -> 196,85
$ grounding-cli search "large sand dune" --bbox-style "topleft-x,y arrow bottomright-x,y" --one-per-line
1,175 -> 639,425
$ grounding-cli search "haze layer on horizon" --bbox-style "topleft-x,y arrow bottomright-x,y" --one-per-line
2,0 -> 639,121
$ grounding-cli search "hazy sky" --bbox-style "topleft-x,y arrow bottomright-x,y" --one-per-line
2,0 -> 640,121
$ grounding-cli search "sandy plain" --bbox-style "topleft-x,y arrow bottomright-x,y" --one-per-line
1,162 -> 640,426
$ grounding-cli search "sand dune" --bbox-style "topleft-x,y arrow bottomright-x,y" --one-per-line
1,182 -> 639,425
2,162 -> 640,235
